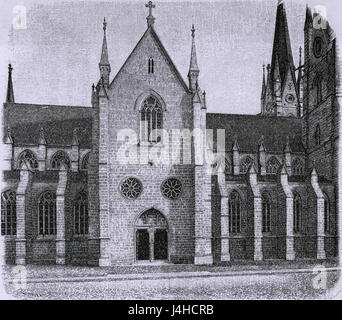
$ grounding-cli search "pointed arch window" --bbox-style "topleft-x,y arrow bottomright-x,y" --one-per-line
262,193 -> 271,233
293,192 -> 302,233
141,96 -> 162,143
266,157 -> 281,175
314,125 -> 321,146
1,190 -> 16,236
314,76 -> 323,104
18,149 -> 38,170
38,191 -> 56,235
292,158 -> 304,175
240,156 -> 254,174
148,58 -> 154,74
81,152 -> 90,171
73,191 -> 88,235
324,193 -> 330,234
229,190 -> 241,234
51,151 -> 71,170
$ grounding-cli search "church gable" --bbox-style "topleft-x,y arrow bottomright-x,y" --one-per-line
109,27 -> 188,93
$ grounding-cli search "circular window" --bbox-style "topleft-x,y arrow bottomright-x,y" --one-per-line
313,37 -> 324,58
285,94 -> 295,103
120,177 -> 143,199
161,178 -> 182,200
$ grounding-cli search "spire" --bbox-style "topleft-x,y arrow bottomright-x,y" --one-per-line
100,18 -> 109,65
232,136 -> 239,151
6,64 -> 15,103
311,166 -> 317,177
38,127 -> 46,145
202,90 -> 207,109
261,64 -> 266,99
297,46 -> 303,87
145,1 -> 156,28
91,83 -> 96,105
281,164 -> 288,176
265,64 -> 273,98
189,24 -> 199,72
259,135 -> 265,152
304,5 -> 313,30
284,135 -> 291,152
99,17 -> 111,86
188,24 -> 200,92
72,128 -> 80,146
5,126 -> 13,144
270,1 -> 295,86
266,64 -> 271,85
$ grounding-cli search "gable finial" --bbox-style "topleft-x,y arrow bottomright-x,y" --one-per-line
99,17 -> 111,86
284,135 -> 291,152
6,64 -> 15,103
188,24 -> 200,91
145,1 -> 156,27
72,128 -> 80,146
39,127 -> 47,145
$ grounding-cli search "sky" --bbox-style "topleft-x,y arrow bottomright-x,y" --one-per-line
0,0 -> 341,114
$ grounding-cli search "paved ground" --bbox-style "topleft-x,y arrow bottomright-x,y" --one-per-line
2,262 -> 341,300
2,259 -> 339,279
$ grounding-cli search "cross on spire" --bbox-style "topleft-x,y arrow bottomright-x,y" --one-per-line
6,63 -> 14,103
146,1 -> 155,16
145,1 -> 156,27
191,24 -> 195,38
103,17 -> 107,31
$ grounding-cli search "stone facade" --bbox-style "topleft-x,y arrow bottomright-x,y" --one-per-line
1,2 -> 339,266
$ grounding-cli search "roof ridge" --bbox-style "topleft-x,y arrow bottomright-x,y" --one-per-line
4,102 -> 91,109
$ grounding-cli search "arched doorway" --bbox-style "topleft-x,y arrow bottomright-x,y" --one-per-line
135,209 -> 168,262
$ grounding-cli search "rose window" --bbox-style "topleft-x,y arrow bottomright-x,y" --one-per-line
120,177 -> 143,199
161,178 -> 182,199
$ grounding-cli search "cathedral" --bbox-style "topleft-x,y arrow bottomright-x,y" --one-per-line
1,2 -> 339,266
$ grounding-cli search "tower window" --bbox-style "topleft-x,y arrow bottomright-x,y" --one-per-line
314,77 -> 323,104
148,58 -> 154,74
314,125 -> 321,146
313,37 -> 324,58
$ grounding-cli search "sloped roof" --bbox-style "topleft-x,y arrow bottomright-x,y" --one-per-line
206,113 -> 305,153
3,103 -> 92,148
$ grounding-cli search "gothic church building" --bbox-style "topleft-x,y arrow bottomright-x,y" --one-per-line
1,2 -> 339,266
